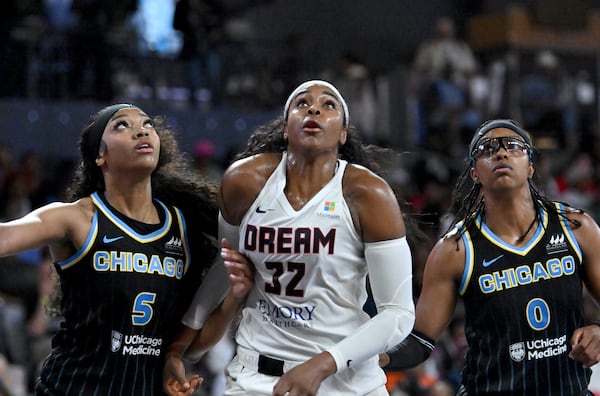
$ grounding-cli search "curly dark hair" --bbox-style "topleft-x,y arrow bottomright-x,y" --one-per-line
234,117 -> 393,178
47,110 -> 219,315
234,116 -> 429,250
68,113 -> 218,240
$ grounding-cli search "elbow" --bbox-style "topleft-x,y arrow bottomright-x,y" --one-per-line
384,304 -> 416,348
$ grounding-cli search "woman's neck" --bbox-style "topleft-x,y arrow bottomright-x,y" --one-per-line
482,192 -> 538,244
102,182 -> 157,223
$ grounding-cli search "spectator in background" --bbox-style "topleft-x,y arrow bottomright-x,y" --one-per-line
67,0 -> 137,101
411,16 -> 480,153
192,139 -> 224,184
334,52 -> 378,144
173,0 -> 227,107
520,50 -> 576,150
412,17 -> 478,87
0,143 -> 14,188
0,1 -> 45,98
558,152 -> 598,216
574,70 -> 596,153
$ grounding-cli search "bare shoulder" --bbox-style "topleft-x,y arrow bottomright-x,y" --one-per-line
224,153 -> 281,179
220,153 -> 282,223
33,197 -> 94,222
51,198 -> 96,235
71,197 -> 96,218
563,205 -> 600,245
341,163 -> 394,202
564,206 -> 597,227
426,230 -> 467,279
342,163 -> 404,241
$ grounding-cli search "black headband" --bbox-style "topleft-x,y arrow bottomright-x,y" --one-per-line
469,119 -> 532,156
86,104 -> 135,157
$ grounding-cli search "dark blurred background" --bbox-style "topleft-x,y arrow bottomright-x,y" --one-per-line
2,0 -> 600,395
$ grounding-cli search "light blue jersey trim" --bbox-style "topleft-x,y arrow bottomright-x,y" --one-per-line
174,207 -> 191,274
476,208 -> 548,256
458,222 -> 474,296
555,202 -> 583,263
57,211 -> 98,270
90,192 -> 171,243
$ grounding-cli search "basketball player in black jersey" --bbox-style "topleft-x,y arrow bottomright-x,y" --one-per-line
382,119 -> 600,395
0,104 -> 253,395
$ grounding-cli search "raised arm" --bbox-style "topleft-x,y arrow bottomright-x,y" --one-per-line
0,200 -> 90,259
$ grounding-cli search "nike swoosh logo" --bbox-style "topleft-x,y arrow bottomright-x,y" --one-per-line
103,235 -> 124,244
255,206 -> 274,214
482,255 -> 504,267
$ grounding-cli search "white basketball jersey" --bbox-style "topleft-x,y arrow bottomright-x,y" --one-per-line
236,152 -> 385,393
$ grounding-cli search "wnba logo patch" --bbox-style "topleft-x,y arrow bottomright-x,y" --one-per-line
546,233 -> 568,255
111,330 -> 123,352
509,342 -> 525,362
165,236 -> 184,255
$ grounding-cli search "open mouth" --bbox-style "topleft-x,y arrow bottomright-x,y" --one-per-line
136,143 -> 153,152
303,120 -> 321,129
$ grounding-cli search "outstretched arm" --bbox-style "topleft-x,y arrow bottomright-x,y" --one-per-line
0,201 -> 89,259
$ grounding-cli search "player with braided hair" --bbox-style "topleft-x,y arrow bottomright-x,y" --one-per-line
382,119 -> 600,395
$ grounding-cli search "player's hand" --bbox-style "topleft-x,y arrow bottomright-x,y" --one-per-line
221,238 -> 254,300
163,353 -> 203,396
569,324 -> 600,367
272,352 -> 336,396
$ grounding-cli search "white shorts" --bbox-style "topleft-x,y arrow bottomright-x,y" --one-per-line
224,346 -> 389,396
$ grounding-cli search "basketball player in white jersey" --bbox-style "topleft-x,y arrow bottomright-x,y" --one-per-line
164,80 -> 415,395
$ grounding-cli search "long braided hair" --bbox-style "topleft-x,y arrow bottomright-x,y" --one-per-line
446,119 -> 582,244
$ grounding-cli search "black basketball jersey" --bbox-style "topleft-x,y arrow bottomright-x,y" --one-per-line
457,203 -> 591,395
36,192 -> 202,395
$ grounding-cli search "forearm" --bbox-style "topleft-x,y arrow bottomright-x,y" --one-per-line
385,330 -> 435,371
165,325 -> 198,361
327,237 -> 415,372
185,292 -> 244,361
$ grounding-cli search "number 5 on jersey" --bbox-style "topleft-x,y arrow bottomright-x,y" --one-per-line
132,292 -> 157,326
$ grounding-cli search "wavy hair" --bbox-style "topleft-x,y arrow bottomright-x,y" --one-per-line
47,111 -> 219,315
234,116 -> 429,249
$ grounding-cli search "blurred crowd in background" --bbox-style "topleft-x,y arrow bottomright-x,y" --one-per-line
1,0 -> 600,395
